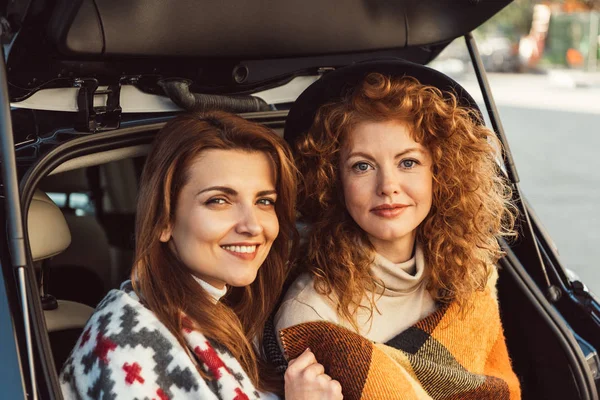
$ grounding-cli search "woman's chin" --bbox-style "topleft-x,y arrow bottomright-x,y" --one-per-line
225,272 -> 259,288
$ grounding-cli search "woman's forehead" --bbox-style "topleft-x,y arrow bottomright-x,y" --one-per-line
186,149 -> 277,188
343,120 -> 425,149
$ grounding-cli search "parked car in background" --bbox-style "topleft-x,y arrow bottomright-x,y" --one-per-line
479,35 -> 521,72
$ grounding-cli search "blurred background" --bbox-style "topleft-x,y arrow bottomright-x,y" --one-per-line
431,0 -> 600,295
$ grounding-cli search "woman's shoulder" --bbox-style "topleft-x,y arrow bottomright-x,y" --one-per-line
81,280 -> 152,324
274,273 -> 340,333
59,282 -> 213,399
59,281 -> 269,399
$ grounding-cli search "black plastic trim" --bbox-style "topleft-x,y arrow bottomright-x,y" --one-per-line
500,244 -> 598,399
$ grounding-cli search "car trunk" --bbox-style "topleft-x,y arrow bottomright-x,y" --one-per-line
2,1 -> 600,399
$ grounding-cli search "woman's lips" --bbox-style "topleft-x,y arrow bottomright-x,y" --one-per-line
221,244 -> 260,261
370,205 -> 408,218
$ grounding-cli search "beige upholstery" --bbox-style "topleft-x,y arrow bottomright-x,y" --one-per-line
44,300 -> 95,332
40,168 -> 112,290
27,189 -> 94,333
28,190 -> 72,261
50,214 -> 112,290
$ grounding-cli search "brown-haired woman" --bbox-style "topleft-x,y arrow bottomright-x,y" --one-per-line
273,63 -> 522,399
60,111 -> 342,400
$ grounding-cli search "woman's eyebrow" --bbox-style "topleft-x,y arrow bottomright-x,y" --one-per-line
346,148 -> 425,160
196,186 -> 237,196
346,151 -> 376,161
256,190 -> 277,197
394,148 -> 426,158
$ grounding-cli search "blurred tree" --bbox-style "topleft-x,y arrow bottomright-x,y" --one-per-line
572,0 -> 600,10
478,0 -> 600,41
476,0 -> 535,40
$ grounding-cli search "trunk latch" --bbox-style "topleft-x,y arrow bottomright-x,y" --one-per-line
75,78 -> 122,132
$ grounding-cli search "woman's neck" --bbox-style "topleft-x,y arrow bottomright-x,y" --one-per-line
368,233 -> 416,263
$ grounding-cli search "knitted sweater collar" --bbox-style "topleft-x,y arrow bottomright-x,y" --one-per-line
371,243 -> 427,296
192,275 -> 228,303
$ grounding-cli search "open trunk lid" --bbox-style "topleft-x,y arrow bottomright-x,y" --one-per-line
5,0 -> 512,101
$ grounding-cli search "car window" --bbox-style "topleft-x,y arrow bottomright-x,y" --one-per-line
47,192 -> 95,216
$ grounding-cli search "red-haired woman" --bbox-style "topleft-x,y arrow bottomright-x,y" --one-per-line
273,61 -> 522,399
60,111 -> 342,400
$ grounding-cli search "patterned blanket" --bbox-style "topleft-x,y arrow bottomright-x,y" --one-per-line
60,281 -> 272,400
279,286 -> 521,400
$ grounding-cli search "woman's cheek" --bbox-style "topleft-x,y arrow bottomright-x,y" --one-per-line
344,178 -> 369,208
264,212 -> 279,240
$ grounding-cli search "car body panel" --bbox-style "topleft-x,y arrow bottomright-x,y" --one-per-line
0,230 -> 27,399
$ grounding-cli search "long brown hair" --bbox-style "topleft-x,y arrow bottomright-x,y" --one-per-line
296,73 -> 517,327
132,111 -> 297,391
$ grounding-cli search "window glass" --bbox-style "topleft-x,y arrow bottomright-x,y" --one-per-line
47,191 -> 96,216
69,193 -> 91,211
46,192 -> 67,208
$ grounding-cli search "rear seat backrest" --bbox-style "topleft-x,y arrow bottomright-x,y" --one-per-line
40,168 -> 112,304
28,189 -> 95,371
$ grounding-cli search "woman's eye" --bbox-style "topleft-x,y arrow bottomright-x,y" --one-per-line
205,197 -> 227,205
352,162 -> 372,172
257,198 -> 276,207
400,159 -> 418,169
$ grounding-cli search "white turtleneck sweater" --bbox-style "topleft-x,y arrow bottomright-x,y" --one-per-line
192,275 -> 228,303
274,245 -> 437,344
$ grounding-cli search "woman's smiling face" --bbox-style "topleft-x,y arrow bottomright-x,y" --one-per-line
340,120 -> 433,262
160,149 -> 279,289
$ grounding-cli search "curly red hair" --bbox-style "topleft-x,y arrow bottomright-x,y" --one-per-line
295,73 -> 517,326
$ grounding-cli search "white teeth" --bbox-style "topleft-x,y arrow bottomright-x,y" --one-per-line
221,245 -> 257,253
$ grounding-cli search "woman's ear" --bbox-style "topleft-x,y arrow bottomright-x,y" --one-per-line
160,226 -> 172,242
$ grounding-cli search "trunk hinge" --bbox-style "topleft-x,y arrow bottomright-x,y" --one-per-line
75,78 -> 122,132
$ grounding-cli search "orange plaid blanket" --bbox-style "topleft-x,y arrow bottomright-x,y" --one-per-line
280,287 -> 521,400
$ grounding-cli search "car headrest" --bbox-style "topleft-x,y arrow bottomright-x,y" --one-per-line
28,190 -> 72,261
284,58 -> 482,147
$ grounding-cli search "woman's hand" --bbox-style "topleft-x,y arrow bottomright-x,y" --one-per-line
284,348 -> 343,400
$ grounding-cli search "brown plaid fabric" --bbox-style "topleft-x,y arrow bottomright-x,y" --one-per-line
280,287 -> 521,400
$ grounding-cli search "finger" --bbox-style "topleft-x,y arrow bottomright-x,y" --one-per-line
289,348 -> 317,370
285,348 -> 317,376
316,373 -> 332,383
329,379 -> 343,397
286,347 -> 311,367
302,362 -> 325,379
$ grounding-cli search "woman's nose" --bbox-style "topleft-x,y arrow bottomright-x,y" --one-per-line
235,206 -> 263,236
377,167 -> 401,197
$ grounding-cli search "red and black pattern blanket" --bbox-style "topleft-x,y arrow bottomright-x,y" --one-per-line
279,285 -> 521,400
60,281 -> 275,400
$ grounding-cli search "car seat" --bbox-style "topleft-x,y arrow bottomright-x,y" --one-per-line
28,189 -> 95,372
39,169 -> 111,307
